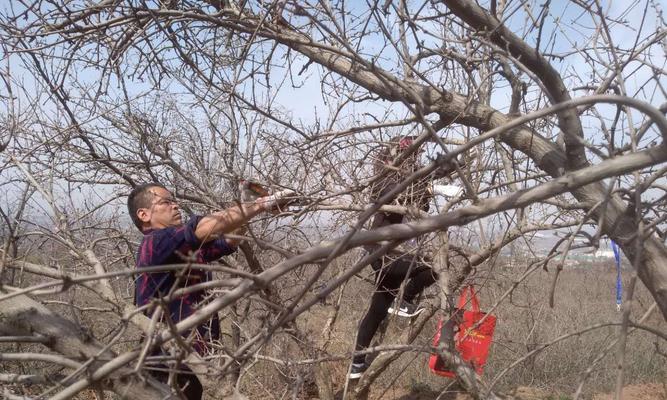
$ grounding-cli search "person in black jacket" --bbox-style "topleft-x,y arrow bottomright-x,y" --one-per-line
349,136 -> 458,379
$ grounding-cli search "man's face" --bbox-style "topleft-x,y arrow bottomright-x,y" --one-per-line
137,187 -> 183,230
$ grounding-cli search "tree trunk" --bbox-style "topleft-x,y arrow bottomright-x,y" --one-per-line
0,292 -> 171,400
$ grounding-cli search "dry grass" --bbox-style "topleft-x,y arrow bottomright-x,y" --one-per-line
3,254 -> 665,400
237,255 -> 666,399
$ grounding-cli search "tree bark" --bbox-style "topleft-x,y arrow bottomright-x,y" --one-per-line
232,20 -> 667,319
0,292 -> 171,400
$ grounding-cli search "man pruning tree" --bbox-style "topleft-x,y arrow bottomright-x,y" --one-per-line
127,182 -> 291,399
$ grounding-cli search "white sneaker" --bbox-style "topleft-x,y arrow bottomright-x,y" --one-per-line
387,299 -> 424,318
348,362 -> 368,379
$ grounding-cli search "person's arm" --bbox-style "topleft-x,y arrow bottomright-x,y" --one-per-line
194,191 -> 292,242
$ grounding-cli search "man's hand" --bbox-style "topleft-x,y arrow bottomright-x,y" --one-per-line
240,179 -> 270,201
239,180 -> 296,213
195,185 -> 294,241
256,189 -> 296,213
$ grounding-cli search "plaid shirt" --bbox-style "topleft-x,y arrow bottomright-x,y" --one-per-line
135,215 -> 235,353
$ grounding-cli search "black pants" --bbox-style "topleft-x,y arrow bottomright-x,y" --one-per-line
353,255 -> 437,364
152,365 -> 203,400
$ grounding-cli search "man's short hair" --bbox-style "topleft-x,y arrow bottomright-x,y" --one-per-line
127,183 -> 167,230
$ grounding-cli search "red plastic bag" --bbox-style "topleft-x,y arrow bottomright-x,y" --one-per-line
429,286 -> 497,378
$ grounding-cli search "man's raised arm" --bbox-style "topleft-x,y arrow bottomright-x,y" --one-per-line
194,190 -> 294,242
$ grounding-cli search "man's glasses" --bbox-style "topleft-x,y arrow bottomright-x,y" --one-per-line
152,197 -> 179,207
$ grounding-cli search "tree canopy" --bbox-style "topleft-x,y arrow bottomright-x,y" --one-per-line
0,1 -> 666,399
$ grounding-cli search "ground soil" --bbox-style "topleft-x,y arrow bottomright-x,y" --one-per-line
592,383 -> 667,400
364,383 -> 667,400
